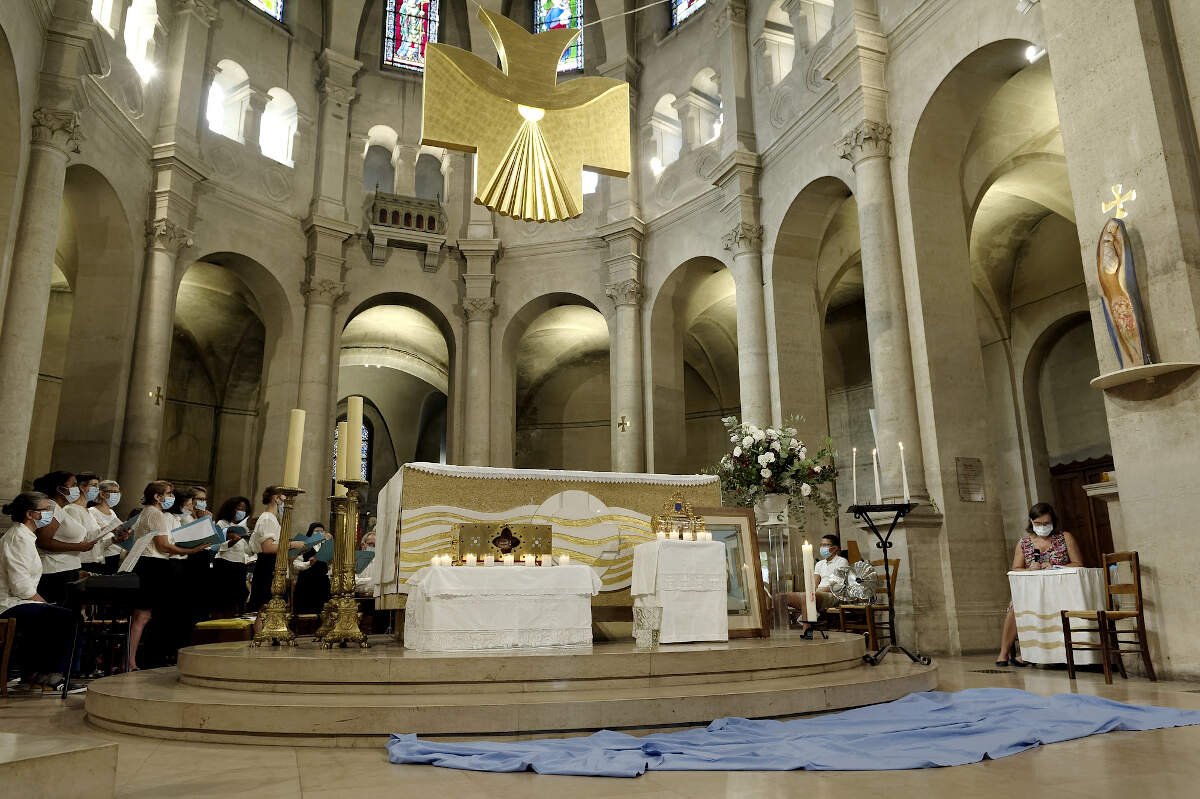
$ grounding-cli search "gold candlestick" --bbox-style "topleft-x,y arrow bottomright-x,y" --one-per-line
252,486 -> 304,647
313,492 -> 348,642
321,478 -> 369,649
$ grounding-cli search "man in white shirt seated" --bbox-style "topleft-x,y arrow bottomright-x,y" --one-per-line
783,533 -> 850,637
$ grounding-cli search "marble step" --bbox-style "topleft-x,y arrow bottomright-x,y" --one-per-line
177,634 -> 869,694
0,732 -> 118,799
85,658 -> 938,747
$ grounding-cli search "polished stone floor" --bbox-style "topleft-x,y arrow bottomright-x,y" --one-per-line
2,655 -> 1198,798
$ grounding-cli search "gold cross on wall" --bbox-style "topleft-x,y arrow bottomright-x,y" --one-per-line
1102,184 -> 1137,218
148,386 -> 163,406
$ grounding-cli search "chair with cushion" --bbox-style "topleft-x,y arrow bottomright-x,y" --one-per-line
1061,551 -> 1156,685
830,557 -> 901,651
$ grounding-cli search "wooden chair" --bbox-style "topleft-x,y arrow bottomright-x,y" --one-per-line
0,618 -> 14,697
830,557 -> 901,651
1061,551 -> 1156,685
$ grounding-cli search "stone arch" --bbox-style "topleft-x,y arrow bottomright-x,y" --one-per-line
648,256 -> 738,473
206,58 -> 251,142
0,23 -> 22,307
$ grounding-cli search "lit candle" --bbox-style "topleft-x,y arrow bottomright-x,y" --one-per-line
872,448 -> 881,505
537,555 -> 549,566
522,554 -> 534,566
431,555 -> 440,567
334,421 -> 349,497
558,553 -> 571,566
852,447 -> 857,505
283,409 -> 305,487
656,531 -> 666,541
683,530 -> 694,542
483,554 -> 494,566
899,441 -> 910,503
464,553 -> 477,566
503,554 -> 514,566
346,395 -> 364,479
801,539 -> 817,622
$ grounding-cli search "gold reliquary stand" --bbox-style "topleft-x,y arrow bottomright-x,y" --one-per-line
252,486 -> 304,647
316,478 -> 370,649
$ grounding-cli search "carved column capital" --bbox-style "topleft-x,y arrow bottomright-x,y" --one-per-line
145,218 -> 194,253
722,223 -> 764,255
31,108 -> 82,154
175,0 -> 220,25
605,279 -> 643,308
463,297 -> 497,321
317,78 -> 357,108
712,0 -> 748,36
301,277 -> 348,307
836,120 -> 893,164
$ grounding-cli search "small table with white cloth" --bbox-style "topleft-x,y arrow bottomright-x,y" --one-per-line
1008,567 -> 1106,664
631,540 -> 728,644
403,564 -> 601,652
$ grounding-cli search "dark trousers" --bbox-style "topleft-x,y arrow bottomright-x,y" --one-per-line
37,569 -> 80,606
1,602 -> 77,677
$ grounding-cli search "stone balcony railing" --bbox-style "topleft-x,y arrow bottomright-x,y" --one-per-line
366,192 -> 448,271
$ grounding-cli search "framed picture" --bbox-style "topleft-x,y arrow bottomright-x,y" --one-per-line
694,507 -> 770,638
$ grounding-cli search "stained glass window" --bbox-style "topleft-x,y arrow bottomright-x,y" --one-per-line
332,423 -> 371,482
672,0 -> 705,27
383,0 -> 440,73
534,0 -> 584,73
245,0 -> 284,22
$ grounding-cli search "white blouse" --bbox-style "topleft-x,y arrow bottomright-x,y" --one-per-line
0,523 -> 42,613
88,505 -> 126,559
66,503 -> 105,565
40,503 -> 87,575
216,520 -> 250,564
247,510 -> 281,555
130,506 -> 178,560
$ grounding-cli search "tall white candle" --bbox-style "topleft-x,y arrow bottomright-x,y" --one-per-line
852,447 -> 857,505
801,539 -> 817,622
334,421 -> 349,497
899,441 -> 910,503
872,448 -> 882,505
346,395 -> 364,479
283,409 -> 305,487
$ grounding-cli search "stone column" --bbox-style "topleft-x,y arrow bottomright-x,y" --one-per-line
606,278 -> 645,472
155,0 -> 219,153
311,50 -> 362,220
459,238 -> 501,466
118,219 -> 193,497
0,111 -> 81,497
242,87 -> 270,155
723,223 -> 772,426
392,143 -> 419,196
295,270 -> 346,518
837,120 -> 926,500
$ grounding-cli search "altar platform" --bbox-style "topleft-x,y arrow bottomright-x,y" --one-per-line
84,633 -> 936,747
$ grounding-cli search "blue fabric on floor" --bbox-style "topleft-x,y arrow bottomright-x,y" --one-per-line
386,688 -> 1200,777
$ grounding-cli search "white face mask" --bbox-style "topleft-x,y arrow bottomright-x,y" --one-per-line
195,500 -> 207,511
62,486 -> 80,503
107,493 -> 122,508
1032,523 -> 1053,536
34,509 -> 55,528
234,510 -> 247,523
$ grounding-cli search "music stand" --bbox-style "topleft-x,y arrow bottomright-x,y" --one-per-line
847,503 -> 931,666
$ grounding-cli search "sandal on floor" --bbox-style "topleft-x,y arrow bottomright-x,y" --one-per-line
994,660 -> 1010,667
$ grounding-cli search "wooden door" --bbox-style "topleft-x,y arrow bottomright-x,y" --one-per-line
1050,457 -> 1114,567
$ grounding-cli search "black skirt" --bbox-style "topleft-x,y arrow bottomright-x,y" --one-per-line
133,557 -> 179,612
211,558 -> 248,616
248,553 -> 276,614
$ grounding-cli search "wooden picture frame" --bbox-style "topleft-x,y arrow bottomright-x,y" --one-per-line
694,507 -> 770,638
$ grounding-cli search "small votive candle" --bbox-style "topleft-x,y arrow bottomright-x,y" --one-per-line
656,531 -> 666,541
464,553 -> 477,566
537,556 -> 549,566
522,554 -> 534,566
503,554 -> 514,566
442,554 -> 453,566
558,553 -> 571,566
483,554 -> 495,566
431,555 -> 440,567
683,531 -> 694,542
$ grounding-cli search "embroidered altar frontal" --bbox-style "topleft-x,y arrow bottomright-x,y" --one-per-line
372,463 -> 721,609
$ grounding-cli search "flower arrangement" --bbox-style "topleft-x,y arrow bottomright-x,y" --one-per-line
713,416 -> 839,522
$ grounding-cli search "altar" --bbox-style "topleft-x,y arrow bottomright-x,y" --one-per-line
371,463 -> 722,609
631,539 -> 728,644
403,563 -> 601,651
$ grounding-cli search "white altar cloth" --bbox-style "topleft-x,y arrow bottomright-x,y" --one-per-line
631,540 -> 728,644
403,564 -> 602,652
1009,567 -> 1106,665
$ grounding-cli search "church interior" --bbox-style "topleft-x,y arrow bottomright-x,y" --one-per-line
2,0 -> 1200,796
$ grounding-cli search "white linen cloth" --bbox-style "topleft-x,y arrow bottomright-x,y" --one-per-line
403,564 -> 601,652
1009,567 -> 1106,665
631,540 -> 728,644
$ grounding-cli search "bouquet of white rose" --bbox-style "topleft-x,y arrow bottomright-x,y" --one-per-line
713,416 -> 838,522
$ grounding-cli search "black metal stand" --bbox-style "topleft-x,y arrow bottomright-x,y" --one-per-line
847,503 -> 932,666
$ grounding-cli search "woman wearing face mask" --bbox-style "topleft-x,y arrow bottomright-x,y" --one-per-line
30,471 -> 95,605
293,522 -> 333,615
122,481 -> 211,672
0,492 -> 85,693
88,480 -> 130,574
68,471 -> 108,574
246,486 -> 306,614
212,496 -> 252,617
996,502 -> 1083,667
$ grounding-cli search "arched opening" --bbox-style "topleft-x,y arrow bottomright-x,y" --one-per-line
414,152 -> 443,200
206,59 -> 251,142
648,257 -> 739,473
123,0 -> 159,82
338,301 -> 452,512
647,94 -> 682,177
260,87 -> 298,166
513,302 -> 611,471
362,124 -> 399,193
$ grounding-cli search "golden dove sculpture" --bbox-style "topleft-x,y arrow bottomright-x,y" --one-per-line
421,8 -> 630,222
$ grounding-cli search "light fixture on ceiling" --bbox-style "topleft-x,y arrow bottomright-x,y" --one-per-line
1025,45 -> 1046,63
